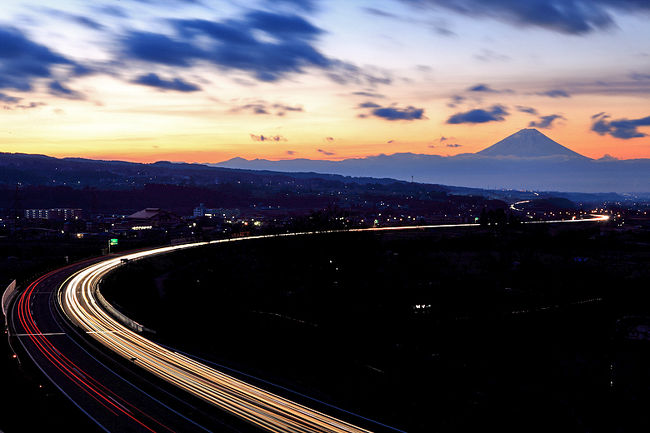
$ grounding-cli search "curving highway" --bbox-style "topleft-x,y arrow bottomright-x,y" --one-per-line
9,215 -> 610,433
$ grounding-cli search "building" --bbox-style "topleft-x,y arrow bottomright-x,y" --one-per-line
193,203 -> 240,219
24,208 -> 82,220
124,208 -> 180,230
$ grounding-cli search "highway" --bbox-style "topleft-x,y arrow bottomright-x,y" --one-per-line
8,214 -> 609,432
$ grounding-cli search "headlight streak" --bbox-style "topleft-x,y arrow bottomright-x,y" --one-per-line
15,266 -> 176,433
58,215 -> 610,433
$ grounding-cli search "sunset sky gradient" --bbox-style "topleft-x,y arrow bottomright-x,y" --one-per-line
1,0 -> 649,162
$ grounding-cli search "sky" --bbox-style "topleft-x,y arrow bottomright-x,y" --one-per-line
0,0 -> 649,162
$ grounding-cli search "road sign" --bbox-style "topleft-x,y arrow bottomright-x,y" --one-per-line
109,238 -> 118,246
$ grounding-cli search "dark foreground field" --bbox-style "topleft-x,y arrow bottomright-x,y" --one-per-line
100,223 -> 650,433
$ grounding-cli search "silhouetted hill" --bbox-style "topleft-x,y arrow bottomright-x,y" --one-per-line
0,152 -> 404,189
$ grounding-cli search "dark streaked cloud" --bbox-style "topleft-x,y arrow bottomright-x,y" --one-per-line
352,91 -> 385,98
364,6 -> 455,36
269,0 -> 319,13
94,5 -> 128,18
399,0 -> 650,35
132,73 -> 201,92
286,150 -> 296,155
41,8 -> 105,30
516,105 -> 538,115
325,137 -> 335,142
122,31 -> 204,67
370,105 -> 426,121
446,104 -> 509,124
0,93 -> 22,104
0,27 -> 77,91
536,89 -> 571,98
446,143 -> 462,147
48,81 -> 84,100
250,134 -> 287,142
528,113 -> 565,129
245,11 -> 322,40
591,112 -> 650,139
137,11 -> 373,83
317,148 -> 335,156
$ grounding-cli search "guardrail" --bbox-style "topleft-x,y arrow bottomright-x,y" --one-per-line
94,286 -> 155,335
2,279 -> 17,328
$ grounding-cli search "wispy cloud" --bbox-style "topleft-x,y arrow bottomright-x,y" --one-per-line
398,0 -> 650,35
536,89 -> 571,98
528,113 -> 565,129
250,134 -> 287,142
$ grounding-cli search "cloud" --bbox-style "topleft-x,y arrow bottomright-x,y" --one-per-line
352,91 -> 385,98
286,150 -> 296,155
467,83 -> 512,93
245,10 -> 322,40
250,134 -> 287,142
3,101 -> 45,110
474,49 -> 509,62
268,0 -> 319,12
132,73 -> 201,92
238,104 -> 269,115
48,81 -> 84,99
630,72 -> 650,81
358,101 -> 381,108
387,139 -> 395,144
273,103 -> 303,116
0,93 -> 21,104
447,94 -> 465,108
136,11 -> 352,83
0,26 -> 79,92
591,112 -> 650,139
528,113 -> 565,129
233,101 -> 303,116
94,5 -> 128,18
122,31 -> 205,67
446,143 -> 462,147
41,8 -> 105,30
366,104 -> 427,121
398,0 -> 650,35
468,83 -> 496,92
317,149 -> 335,156
516,105 -> 538,115
536,89 -> 571,98
446,105 -> 509,124
325,137 -> 335,142
366,6 -> 455,36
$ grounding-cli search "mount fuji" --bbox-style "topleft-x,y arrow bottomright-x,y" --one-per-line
477,128 -> 588,159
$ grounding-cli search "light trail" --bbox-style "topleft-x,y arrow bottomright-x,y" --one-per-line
57,215 -> 609,433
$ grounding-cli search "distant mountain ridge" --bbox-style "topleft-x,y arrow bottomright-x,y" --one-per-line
214,129 -> 650,193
